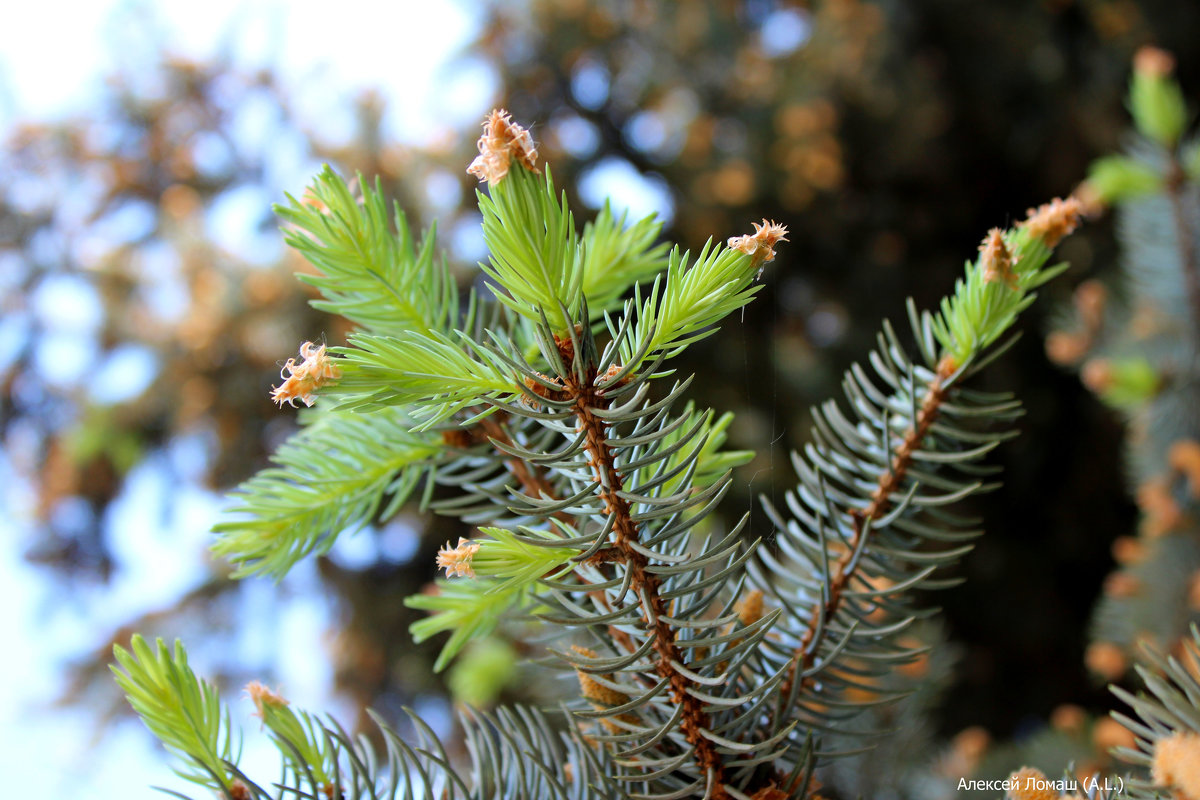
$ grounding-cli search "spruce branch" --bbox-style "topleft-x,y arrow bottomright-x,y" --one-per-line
756,199 -> 1081,772
406,576 -> 532,672
774,355 -> 956,709
407,293 -> 789,795
478,164 -> 584,332
559,345 -> 732,794
245,682 -> 336,791
437,401 -> 747,681
277,166 -> 458,337
1129,45 -> 1200,337
329,329 -> 521,425
1164,154 -> 1200,337
1096,627 -> 1200,800
1062,49 -> 1200,680
129,103 -> 1094,800
621,221 -> 786,373
110,636 -> 243,795
131,106 -> 807,800
1085,46 -> 1200,341
116,635 -> 605,798
212,408 -> 440,579
400,217 -> 792,796
1129,47 -> 1187,152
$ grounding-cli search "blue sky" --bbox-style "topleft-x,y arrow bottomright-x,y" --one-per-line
0,0 -> 491,141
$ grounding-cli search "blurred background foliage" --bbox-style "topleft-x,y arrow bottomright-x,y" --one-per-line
6,0 -> 1200,793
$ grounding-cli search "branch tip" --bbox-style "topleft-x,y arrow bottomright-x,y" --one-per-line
1020,196 -> 1084,248
1153,732 -> 1200,800
437,537 -> 480,579
1134,45 -> 1176,79
245,680 -> 289,719
979,228 -> 1018,289
271,341 -> 341,408
467,108 -> 541,185
728,218 -> 789,267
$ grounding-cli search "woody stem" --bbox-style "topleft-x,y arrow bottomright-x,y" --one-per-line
777,358 -> 954,706
564,371 -> 730,797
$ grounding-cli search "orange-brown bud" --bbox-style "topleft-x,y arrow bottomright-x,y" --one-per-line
570,645 -> 633,733
436,537 -> 481,579
980,228 -> 1018,289
1103,571 -> 1141,598
1093,716 -> 1137,753
1188,570 -> 1200,611
735,589 -> 765,626
1022,196 -> 1084,248
1006,766 -> 1056,800
1111,536 -> 1145,565
1046,331 -> 1094,367
1085,641 -> 1128,680
1074,280 -> 1108,329
1050,704 -> 1086,735
1138,478 -> 1183,537
1168,440 -> 1200,497
727,218 -> 789,267
271,341 -> 341,408
570,646 -> 629,708
1081,358 -> 1114,393
896,647 -> 930,679
1045,331 -> 1089,366
245,680 -> 289,719
1135,46 -> 1176,79
467,109 -> 540,185
523,373 -> 563,406
749,785 -> 788,800
1152,732 -> 1200,799
943,725 -> 990,776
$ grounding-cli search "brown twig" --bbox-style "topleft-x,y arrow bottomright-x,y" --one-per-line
776,357 -> 956,707
562,362 -> 730,798
462,414 -> 638,657
478,414 -> 561,506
